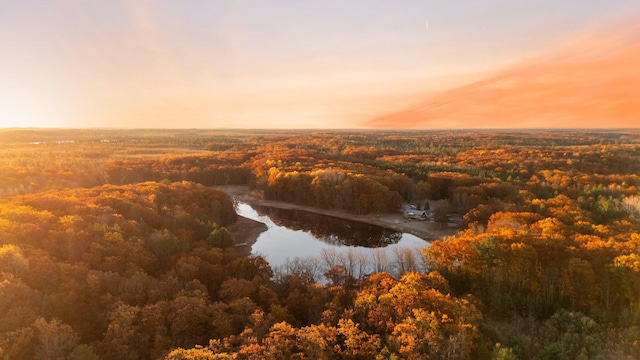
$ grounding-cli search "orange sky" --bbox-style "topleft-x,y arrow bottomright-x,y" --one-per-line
366,19 -> 640,129
1,1 -> 640,129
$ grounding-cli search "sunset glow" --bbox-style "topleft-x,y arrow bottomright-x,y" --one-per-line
367,19 -> 640,129
1,1 -> 639,129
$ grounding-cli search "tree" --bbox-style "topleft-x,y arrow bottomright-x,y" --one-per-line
392,247 -> 421,277
207,227 -> 233,249
260,321 -> 301,359
165,345 -> 221,360
296,323 -> 338,360
337,318 -> 382,359
491,343 -> 517,360
98,302 -> 141,360
613,253 -> 640,310
219,278 -> 256,302
0,244 -> 29,276
33,317 -> 79,360
433,199 -> 455,225
538,310 -> 601,359
169,295 -> 214,349
415,180 -> 431,202
325,265 -> 355,289
69,344 -> 100,360
560,257 -> 599,311
392,308 -> 443,359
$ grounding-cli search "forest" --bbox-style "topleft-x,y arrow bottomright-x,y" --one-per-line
1,128 -> 640,359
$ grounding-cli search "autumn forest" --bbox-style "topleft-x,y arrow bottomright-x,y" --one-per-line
1,128 -> 640,359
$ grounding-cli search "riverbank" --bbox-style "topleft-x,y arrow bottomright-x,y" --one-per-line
216,185 -> 459,242
225,215 -> 267,256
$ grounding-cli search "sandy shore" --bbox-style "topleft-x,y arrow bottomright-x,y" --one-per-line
225,215 -> 267,256
216,185 -> 459,243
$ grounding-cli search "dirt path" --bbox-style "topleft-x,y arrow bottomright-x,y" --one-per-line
216,185 -> 460,241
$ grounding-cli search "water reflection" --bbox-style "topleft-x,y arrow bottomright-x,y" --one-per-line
250,204 -> 403,247
235,202 -> 428,271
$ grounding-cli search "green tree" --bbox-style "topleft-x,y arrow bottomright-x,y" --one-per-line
207,227 -> 233,249
491,343 -> 518,360
69,344 -> 100,360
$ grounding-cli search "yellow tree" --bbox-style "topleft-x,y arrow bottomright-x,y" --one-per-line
337,318 -> 382,359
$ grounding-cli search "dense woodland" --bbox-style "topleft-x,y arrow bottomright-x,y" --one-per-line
1,128 -> 640,359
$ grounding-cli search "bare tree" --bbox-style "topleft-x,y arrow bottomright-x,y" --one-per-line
285,256 -> 324,282
354,251 -> 370,280
370,248 -> 391,274
320,248 -> 338,273
392,247 -> 419,277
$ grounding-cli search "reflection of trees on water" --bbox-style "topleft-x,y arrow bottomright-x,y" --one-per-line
276,247 -> 426,285
252,205 -> 403,247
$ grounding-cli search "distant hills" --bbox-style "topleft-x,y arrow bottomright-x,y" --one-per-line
366,20 -> 640,129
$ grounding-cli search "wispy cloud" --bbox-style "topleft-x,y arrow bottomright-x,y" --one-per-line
365,18 -> 640,129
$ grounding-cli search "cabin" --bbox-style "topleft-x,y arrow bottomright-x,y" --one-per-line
399,204 -> 433,221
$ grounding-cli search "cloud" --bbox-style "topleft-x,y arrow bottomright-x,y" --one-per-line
364,18 -> 640,129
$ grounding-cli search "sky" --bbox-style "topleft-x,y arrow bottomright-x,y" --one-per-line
1,1 -> 639,129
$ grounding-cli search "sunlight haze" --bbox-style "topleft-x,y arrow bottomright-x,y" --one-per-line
1,1 -> 639,129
